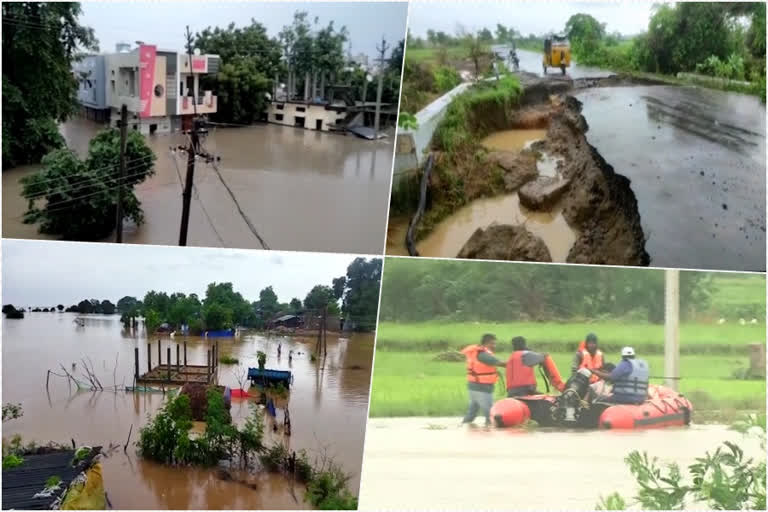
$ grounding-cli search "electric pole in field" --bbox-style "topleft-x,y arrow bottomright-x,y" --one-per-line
374,35 -> 390,138
664,269 -> 680,391
179,25 -> 200,246
115,104 -> 128,243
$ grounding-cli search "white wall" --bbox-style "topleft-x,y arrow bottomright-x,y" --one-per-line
266,102 -> 347,131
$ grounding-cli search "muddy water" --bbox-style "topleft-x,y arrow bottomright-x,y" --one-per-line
387,195 -> 575,260
2,312 -> 374,509
480,129 -> 547,151
359,416 -> 763,511
2,118 -> 394,254
577,86 -> 766,271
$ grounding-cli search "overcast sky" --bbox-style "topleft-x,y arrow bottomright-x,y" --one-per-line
79,1 -> 407,59
407,1 -> 654,38
2,240 -> 372,307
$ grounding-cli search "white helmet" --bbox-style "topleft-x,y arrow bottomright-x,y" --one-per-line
621,346 -> 635,357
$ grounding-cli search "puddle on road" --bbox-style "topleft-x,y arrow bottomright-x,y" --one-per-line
387,194 -> 576,261
481,129 -> 547,152
2,313 -> 373,509
2,118 -> 393,254
359,416 -> 764,511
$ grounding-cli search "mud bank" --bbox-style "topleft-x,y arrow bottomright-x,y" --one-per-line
402,76 -> 648,265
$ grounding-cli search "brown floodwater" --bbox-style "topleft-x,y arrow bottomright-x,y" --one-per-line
2,118 -> 394,254
359,416 -> 764,511
480,129 -> 547,152
386,194 -> 576,260
2,312 -> 374,509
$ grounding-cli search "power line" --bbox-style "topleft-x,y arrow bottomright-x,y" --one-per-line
210,161 -> 269,250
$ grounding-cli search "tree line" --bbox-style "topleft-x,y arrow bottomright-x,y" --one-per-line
378,258 -> 749,324
120,257 -> 381,333
564,4 -> 765,96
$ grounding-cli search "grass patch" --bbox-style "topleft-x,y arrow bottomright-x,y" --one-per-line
44,475 -> 61,489
375,320 -> 763,354
219,355 -> 239,365
369,351 -> 765,418
2,454 -> 24,469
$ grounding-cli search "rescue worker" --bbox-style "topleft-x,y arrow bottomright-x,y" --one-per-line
590,346 -> 649,404
461,334 -> 506,427
571,333 -> 603,383
506,336 -> 550,397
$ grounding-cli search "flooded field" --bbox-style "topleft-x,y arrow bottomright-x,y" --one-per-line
2,118 -> 394,254
386,194 -> 576,260
359,416 -> 763,511
2,312 -> 374,509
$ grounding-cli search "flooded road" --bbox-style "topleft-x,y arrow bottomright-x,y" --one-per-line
359,416 -> 763,511
512,48 -> 614,79
2,312 -> 374,509
577,86 -> 766,271
2,118 -> 394,254
385,194 -> 576,260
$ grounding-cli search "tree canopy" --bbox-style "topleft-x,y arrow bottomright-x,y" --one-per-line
2,2 -> 97,168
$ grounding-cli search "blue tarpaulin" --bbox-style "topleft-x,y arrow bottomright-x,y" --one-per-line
205,329 -> 235,338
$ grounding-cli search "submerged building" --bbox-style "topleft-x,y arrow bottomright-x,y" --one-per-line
73,43 -> 220,134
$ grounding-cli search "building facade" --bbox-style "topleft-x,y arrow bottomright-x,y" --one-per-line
73,55 -> 109,122
75,43 -> 220,135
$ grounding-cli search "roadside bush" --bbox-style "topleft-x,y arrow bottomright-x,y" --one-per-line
433,66 -> 461,93
696,54 -> 746,80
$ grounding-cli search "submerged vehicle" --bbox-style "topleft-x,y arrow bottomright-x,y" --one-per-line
492,368 -> 693,429
543,35 -> 571,75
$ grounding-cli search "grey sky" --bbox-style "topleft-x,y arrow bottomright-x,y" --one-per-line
407,1 -> 654,38
2,240 -> 373,307
80,1 -> 408,59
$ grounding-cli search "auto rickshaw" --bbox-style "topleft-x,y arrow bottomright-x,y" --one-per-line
543,35 -> 571,75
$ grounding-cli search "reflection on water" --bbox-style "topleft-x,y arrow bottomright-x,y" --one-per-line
2,313 -> 373,509
2,119 -> 394,254
388,194 -> 576,261
480,129 -> 547,152
359,416 -> 764,511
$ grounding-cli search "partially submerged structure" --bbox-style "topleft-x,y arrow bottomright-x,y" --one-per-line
73,42 -> 220,134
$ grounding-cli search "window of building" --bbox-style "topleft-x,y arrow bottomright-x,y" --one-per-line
154,84 -> 164,97
111,80 -> 115,93
276,104 -> 284,110
275,114 -> 284,121
296,106 -> 306,112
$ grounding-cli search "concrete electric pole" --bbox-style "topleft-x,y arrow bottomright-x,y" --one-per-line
664,269 -> 680,391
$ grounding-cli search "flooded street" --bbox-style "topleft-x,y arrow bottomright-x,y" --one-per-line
577,86 -> 766,271
359,416 -> 763,511
3,118 -> 394,254
514,49 -> 615,79
2,312 -> 374,509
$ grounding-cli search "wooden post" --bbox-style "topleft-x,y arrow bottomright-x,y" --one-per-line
207,350 -> 211,378
134,347 -> 139,383
167,347 -> 171,382
147,343 -> 151,373
158,340 -> 161,367
183,342 -> 187,367
664,269 -> 680,391
176,344 -> 180,373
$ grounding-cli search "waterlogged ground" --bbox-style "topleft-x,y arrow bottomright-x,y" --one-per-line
358,416 -> 763,511
2,118 -> 394,254
2,313 -> 374,509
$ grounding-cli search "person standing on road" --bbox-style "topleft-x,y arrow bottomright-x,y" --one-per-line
506,336 -> 550,397
590,346 -> 649,404
461,334 -> 506,428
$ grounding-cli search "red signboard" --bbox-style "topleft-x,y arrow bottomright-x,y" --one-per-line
192,56 -> 206,71
138,44 -> 157,118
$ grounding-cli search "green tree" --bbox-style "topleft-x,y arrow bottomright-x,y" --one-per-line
332,277 -> 347,300
2,2 -> 98,168
21,129 -> 156,240
565,13 -> 607,59
144,309 -> 162,334
56,304 -> 64,312
100,300 -> 115,315
478,28 -> 494,42
342,258 -> 382,331
289,298 -> 303,313
195,20 -> 283,124
258,286 -> 280,321
117,296 -> 140,314
304,285 -> 336,312
203,303 -> 232,331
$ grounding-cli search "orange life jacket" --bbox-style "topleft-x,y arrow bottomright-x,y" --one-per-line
579,349 -> 604,383
506,351 -> 536,389
461,345 -> 498,385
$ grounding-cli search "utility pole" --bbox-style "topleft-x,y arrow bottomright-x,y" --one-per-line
115,104 -> 128,243
664,269 -> 680,391
178,25 -> 199,247
374,35 -> 390,138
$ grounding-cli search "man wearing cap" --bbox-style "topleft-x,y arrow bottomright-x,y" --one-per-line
590,346 -> 649,404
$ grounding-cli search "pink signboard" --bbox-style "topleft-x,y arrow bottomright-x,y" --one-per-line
138,44 -> 157,118
192,56 -> 207,71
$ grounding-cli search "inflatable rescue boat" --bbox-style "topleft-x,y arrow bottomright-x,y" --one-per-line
492,367 -> 693,430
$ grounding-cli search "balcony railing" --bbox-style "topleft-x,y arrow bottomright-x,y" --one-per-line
181,91 -> 217,115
